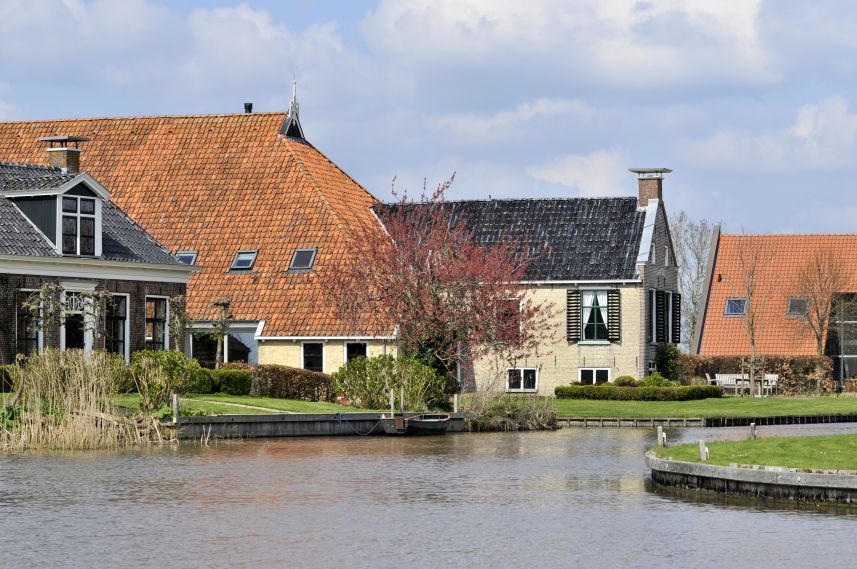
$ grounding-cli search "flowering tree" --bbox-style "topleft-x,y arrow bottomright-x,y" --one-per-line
324,177 -> 557,387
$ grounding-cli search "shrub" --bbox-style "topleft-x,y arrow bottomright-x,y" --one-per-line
215,369 -> 253,396
332,355 -> 447,411
0,365 -> 19,392
250,365 -> 333,401
612,375 -> 638,387
185,368 -> 214,394
656,344 -> 685,383
554,384 -> 722,401
641,372 -> 677,387
130,350 -> 204,411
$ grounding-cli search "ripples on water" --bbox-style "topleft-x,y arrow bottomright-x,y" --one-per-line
2,424 -> 857,568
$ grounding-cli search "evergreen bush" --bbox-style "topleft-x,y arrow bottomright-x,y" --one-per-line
555,384 -> 722,401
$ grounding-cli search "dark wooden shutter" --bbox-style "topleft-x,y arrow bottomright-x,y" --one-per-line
655,290 -> 665,343
567,289 -> 581,343
671,292 -> 681,344
607,289 -> 621,343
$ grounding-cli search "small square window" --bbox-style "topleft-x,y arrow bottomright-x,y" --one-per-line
176,251 -> 197,265
788,297 -> 809,316
724,298 -> 747,316
289,248 -> 317,272
62,196 -> 77,213
80,198 -> 95,215
230,250 -> 258,271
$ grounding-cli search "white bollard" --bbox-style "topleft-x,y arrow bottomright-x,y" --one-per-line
698,439 -> 709,461
750,422 -> 757,440
657,426 -> 664,447
453,393 -> 459,414
171,393 -> 180,424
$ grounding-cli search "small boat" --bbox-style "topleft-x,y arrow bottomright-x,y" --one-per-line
380,413 -> 451,436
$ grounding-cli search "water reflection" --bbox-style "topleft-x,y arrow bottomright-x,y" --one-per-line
3,425 -> 857,568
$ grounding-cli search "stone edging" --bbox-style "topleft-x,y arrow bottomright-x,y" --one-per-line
646,451 -> 857,504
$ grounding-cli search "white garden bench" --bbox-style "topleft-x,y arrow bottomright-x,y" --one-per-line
708,373 -> 779,396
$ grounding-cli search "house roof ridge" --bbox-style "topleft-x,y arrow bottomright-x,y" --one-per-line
287,138 -> 380,204
382,195 -> 637,205
0,111 -> 287,124
0,160 -> 61,172
283,142 -> 352,235
721,232 -> 857,238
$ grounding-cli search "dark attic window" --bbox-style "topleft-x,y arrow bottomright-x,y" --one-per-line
230,250 -> 258,271
787,297 -> 809,317
289,248 -> 317,273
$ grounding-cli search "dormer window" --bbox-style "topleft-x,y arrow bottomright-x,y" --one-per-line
289,248 -> 317,272
230,250 -> 258,271
61,196 -> 97,256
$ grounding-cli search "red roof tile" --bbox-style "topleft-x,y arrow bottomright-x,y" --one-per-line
0,113 -> 379,336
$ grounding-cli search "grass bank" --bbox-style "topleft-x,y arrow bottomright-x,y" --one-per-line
116,393 -> 366,416
654,434 -> 857,471
554,397 -> 857,419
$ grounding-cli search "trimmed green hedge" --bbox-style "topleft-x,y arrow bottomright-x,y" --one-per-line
554,384 -> 723,401
213,369 -> 253,396
250,364 -> 334,401
0,364 -> 18,392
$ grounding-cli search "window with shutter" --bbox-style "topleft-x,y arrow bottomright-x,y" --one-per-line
671,292 -> 682,344
655,290 -> 665,343
567,289 -> 581,343
607,289 -> 621,343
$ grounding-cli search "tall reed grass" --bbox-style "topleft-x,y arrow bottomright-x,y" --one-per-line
461,392 -> 558,432
1,349 -> 156,451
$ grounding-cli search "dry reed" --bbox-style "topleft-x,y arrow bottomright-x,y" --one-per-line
461,391 -> 558,432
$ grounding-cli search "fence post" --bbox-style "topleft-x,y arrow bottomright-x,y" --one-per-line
698,439 -> 709,461
453,393 -> 459,414
750,422 -> 757,440
657,426 -> 665,447
171,393 -> 180,424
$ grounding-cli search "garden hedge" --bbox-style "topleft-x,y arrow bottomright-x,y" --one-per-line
680,354 -> 834,394
250,364 -> 334,402
554,384 -> 723,401
213,368 -> 253,396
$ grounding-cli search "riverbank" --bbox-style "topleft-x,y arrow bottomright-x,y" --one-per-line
115,393 -> 368,415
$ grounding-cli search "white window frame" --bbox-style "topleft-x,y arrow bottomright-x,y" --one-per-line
17,288 -> 44,354
289,248 -> 318,272
57,194 -> 101,257
724,297 -> 748,316
580,288 -> 610,343
144,295 -> 170,351
343,341 -> 368,364
107,293 -> 131,362
578,368 -> 611,385
506,367 -> 538,392
176,251 -> 197,265
59,289 -> 94,353
230,250 -> 258,271
301,341 -> 325,373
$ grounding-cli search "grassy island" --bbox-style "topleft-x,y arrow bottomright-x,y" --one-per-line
654,434 -> 857,471
554,397 -> 857,419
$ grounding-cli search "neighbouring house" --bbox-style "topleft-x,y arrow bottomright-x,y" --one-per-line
0,140 -> 194,364
0,95 -> 389,371
692,228 -> 857,382
379,169 -> 681,395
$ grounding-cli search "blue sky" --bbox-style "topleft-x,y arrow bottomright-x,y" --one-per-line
2,0 -> 857,233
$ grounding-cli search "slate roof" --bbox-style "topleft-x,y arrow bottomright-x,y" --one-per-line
0,161 -> 183,265
379,197 -> 647,281
0,113 -> 379,335
698,234 -> 857,356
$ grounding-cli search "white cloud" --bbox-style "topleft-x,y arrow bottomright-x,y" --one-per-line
431,98 -> 588,141
682,96 -> 857,171
528,149 -> 630,197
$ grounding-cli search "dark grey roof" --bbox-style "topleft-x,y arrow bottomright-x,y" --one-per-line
378,197 -> 646,281
0,161 -> 182,265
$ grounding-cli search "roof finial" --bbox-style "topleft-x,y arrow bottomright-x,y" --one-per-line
280,78 -> 305,140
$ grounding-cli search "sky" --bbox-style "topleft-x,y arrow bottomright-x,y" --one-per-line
2,0 -> 857,233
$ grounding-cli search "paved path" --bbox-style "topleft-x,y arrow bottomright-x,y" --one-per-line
194,400 -> 294,414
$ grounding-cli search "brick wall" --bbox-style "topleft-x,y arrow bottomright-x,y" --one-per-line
0,274 -> 185,365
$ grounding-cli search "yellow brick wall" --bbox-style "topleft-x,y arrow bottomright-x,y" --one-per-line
474,284 -> 644,395
257,339 -> 394,374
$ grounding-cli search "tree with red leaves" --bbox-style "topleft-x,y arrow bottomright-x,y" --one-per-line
324,177 -> 557,389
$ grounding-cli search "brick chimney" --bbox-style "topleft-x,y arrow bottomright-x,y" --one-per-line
38,136 -> 91,174
629,168 -> 671,207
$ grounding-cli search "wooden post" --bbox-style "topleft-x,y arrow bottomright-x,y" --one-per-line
171,393 -> 180,424
698,439 -> 709,461
400,386 -> 404,414
657,426 -> 664,447
750,422 -> 757,440
390,388 -> 395,416
453,393 -> 459,413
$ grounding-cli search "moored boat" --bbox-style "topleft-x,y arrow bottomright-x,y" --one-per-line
380,413 -> 451,436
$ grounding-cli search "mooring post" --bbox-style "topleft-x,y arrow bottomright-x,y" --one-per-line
698,439 -> 709,461
453,393 -> 459,413
171,393 -> 180,424
390,389 -> 395,416
400,386 -> 404,414
750,422 -> 757,440
657,426 -> 665,447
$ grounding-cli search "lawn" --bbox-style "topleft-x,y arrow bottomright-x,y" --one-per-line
553,396 -> 857,419
115,393 -> 368,416
654,434 -> 857,471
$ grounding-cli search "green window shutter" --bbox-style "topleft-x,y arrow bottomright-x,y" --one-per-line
567,289 -> 581,343
607,289 -> 621,343
671,292 -> 682,344
655,290 -> 665,343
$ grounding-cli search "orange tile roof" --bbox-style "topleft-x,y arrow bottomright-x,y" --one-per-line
699,234 -> 857,356
0,113 -> 380,336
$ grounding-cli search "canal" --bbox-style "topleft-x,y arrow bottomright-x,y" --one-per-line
2,424 -> 857,568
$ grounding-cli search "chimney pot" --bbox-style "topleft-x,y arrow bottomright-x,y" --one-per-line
39,136 -> 90,174
629,167 -> 671,207
244,102 -> 253,114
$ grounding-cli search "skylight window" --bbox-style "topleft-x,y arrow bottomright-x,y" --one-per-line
230,250 -> 258,271
289,248 -> 317,272
724,298 -> 747,316
176,251 -> 197,265
787,297 -> 809,316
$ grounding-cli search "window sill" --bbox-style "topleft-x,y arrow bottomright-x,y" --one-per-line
506,389 -> 538,394
578,341 -> 610,345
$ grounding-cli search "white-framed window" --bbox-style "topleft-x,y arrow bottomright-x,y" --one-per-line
787,297 -> 809,317
176,251 -> 197,265
289,248 -> 317,272
648,361 -> 657,374
302,341 -> 324,372
581,290 -> 609,342
230,250 -> 258,271
724,298 -> 747,316
506,368 -> 538,392
60,290 -> 94,352
16,289 -> 43,356
106,293 -> 130,361
60,195 -> 98,256
579,368 -> 610,385
145,296 -> 169,350
344,341 -> 367,364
